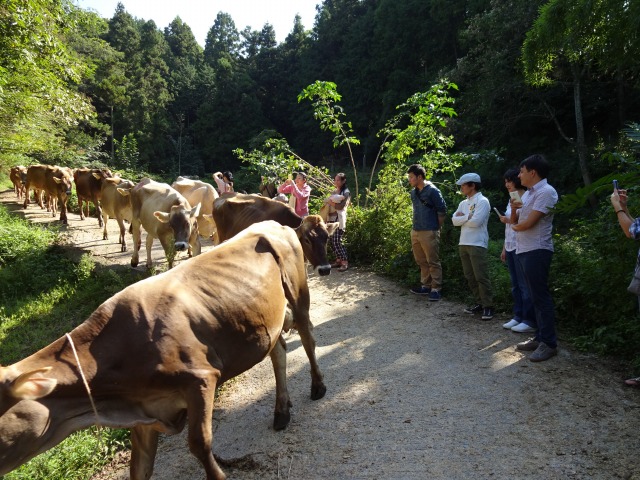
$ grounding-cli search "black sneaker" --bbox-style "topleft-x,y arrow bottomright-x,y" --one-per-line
464,304 -> 482,314
481,307 -> 495,320
410,286 -> 431,295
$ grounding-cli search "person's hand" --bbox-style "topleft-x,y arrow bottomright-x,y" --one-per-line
611,188 -> 628,211
500,249 -> 506,263
499,214 -> 508,224
455,211 -> 465,217
284,178 -> 293,185
510,198 -> 523,209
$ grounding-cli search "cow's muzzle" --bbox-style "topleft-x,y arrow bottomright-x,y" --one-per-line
174,241 -> 189,251
316,264 -> 331,276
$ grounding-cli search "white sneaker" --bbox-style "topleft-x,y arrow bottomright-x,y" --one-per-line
511,322 -> 536,333
502,319 -> 520,329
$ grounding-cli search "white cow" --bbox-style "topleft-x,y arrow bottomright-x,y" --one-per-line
120,178 -> 200,269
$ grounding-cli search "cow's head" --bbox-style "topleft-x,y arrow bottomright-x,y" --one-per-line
295,215 -> 338,276
52,171 -> 73,197
154,203 -> 201,252
92,169 -> 114,181
0,366 -> 57,475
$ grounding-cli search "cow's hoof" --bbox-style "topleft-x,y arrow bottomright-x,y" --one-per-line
273,411 -> 290,431
311,383 -> 327,400
131,259 -> 139,268
121,245 -> 127,253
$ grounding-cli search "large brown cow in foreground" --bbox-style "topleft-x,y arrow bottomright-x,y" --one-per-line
100,177 -> 136,251
212,193 -> 338,276
0,221 -> 326,480
23,165 -> 74,224
9,165 -> 28,200
73,167 -> 113,226
120,178 -> 200,269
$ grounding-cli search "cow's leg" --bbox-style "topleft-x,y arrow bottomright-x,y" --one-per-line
269,335 -> 292,430
23,183 -> 30,209
292,305 -> 326,401
146,233 -> 156,268
79,198 -> 85,220
130,425 -> 159,480
59,197 -> 68,224
102,213 -> 109,240
185,375 -> 227,480
94,197 -> 103,227
117,216 -> 127,251
131,220 -> 142,267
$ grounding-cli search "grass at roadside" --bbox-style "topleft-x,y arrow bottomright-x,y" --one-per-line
0,203 -> 142,480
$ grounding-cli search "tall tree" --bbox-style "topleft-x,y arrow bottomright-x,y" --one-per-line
0,0 -> 94,163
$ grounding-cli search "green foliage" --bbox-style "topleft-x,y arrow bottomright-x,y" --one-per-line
114,133 -> 141,171
234,135 -> 334,199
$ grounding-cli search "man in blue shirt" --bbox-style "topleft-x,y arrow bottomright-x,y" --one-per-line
407,164 -> 447,301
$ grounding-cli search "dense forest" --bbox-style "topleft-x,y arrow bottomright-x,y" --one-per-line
2,0 -> 639,187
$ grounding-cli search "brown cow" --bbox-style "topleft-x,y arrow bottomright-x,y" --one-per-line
171,176 -> 218,238
73,167 -> 113,226
0,221 -> 326,480
9,165 -> 28,200
120,178 -> 200,269
212,193 -> 338,276
23,165 -> 74,224
100,177 -> 136,251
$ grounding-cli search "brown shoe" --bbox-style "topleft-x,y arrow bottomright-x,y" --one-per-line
338,262 -> 349,272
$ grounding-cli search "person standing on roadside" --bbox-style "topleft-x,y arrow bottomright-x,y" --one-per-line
510,154 -> 559,362
213,171 -> 234,195
610,181 -> 640,388
407,164 -> 447,301
451,173 -> 494,320
498,168 -> 536,333
278,172 -> 311,217
327,173 -> 351,272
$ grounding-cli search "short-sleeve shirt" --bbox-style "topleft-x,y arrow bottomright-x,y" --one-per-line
515,178 -> 558,254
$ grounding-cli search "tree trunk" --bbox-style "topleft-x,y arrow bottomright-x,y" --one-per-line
572,66 -> 596,207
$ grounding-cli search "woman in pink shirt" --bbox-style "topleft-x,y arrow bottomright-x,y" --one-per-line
277,172 -> 311,217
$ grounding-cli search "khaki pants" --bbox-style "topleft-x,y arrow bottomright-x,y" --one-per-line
459,245 -> 493,306
411,229 -> 442,290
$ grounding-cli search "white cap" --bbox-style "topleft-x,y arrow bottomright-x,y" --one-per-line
455,173 -> 481,185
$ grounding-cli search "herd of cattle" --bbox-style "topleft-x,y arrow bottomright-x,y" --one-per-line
2,164 -> 339,479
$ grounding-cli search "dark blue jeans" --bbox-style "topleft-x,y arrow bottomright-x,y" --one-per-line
505,249 -> 535,325
516,249 -> 557,348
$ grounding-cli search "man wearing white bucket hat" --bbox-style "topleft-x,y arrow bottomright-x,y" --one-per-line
452,172 -> 494,321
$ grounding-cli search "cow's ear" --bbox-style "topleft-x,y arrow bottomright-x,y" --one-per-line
201,214 -> 214,224
10,367 -> 57,400
116,187 -> 130,196
52,177 -> 62,184
326,222 -> 339,236
154,211 -> 170,223
92,172 -> 101,180
190,203 -> 201,218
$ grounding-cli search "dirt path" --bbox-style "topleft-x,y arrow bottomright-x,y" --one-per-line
2,188 -> 639,479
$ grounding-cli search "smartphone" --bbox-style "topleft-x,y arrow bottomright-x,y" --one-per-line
613,179 -> 619,191
509,191 -> 522,203
493,207 -> 503,217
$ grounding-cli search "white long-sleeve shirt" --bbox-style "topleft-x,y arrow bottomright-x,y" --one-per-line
451,192 -> 490,248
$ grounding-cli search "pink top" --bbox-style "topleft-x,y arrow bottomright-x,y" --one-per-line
278,182 -> 311,217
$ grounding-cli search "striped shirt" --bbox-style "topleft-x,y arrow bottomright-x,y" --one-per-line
515,178 -> 558,254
